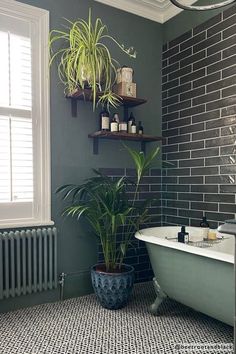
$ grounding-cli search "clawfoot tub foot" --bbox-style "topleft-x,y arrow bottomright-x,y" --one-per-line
150,277 -> 167,315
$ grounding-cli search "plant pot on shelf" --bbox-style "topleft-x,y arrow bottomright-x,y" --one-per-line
91,263 -> 135,310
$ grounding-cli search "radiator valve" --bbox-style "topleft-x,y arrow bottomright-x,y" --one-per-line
59,272 -> 66,301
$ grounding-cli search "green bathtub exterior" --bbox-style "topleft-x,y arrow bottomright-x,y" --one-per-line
146,242 -> 234,326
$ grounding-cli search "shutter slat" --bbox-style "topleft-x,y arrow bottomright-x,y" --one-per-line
10,34 -> 32,109
0,32 -> 9,107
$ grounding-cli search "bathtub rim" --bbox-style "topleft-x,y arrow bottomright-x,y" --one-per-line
135,226 -> 234,264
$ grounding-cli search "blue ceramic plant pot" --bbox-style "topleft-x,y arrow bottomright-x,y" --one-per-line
91,264 -> 135,310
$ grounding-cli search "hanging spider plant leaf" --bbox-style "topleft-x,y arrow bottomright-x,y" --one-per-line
49,8 -> 136,110
97,91 -> 122,111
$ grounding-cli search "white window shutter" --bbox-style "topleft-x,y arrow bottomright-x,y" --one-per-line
0,0 -> 52,228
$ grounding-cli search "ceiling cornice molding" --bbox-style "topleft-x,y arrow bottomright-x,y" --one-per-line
95,0 -> 164,23
95,0 -> 197,24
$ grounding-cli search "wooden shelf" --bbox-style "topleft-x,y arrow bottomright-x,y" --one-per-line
88,131 -> 163,154
66,88 -> 147,117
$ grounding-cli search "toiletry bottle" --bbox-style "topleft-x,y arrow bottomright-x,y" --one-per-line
200,216 -> 209,240
178,226 -> 189,244
208,229 -> 217,240
138,121 -> 143,135
128,112 -> 134,133
100,109 -> 110,131
131,118 -> 137,134
118,120 -> 127,132
114,113 -> 119,124
110,115 -> 118,132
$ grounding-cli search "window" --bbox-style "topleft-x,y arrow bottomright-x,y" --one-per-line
0,0 -> 52,228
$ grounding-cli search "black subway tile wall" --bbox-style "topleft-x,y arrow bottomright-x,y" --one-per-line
162,6 -> 236,228
98,167 -> 162,282
96,7 -> 236,283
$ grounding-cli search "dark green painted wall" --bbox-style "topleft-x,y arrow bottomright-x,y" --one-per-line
0,0 -> 163,312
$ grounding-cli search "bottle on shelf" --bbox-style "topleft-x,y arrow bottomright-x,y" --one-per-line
131,117 -> 137,134
200,216 -> 210,240
100,108 -> 110,131
128,112 -> 135,133
118,119 -> 128,132
110,114 -> 119,132
178,226 -> 189,244
113,113 -> 119,124
138,121 -> 143,135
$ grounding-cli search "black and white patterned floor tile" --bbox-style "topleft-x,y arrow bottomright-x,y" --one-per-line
0,282 -> 233,354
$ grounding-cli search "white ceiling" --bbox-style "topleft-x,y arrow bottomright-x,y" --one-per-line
95,0 -> 196,23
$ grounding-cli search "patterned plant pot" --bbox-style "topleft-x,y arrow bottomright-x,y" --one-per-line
91,264 -> 135,310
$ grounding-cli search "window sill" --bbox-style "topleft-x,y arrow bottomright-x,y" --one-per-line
0,220 -> 54,230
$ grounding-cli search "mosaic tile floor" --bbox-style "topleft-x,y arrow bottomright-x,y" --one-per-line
0,282 -> 233,353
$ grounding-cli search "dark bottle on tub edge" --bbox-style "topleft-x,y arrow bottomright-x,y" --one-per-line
178,226 -> 189,244
200,216 -> 209,228
200,216 -> 210,240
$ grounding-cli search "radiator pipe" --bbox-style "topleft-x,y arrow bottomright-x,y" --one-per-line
58,269 -> 90,301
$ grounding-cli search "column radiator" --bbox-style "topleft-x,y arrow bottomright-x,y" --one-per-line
0,227 -> 57,299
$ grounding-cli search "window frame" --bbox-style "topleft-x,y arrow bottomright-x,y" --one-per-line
0,0 -> 53,229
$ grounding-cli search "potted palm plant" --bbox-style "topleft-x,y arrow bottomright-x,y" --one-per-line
49,9 -> 136,110
57,145 -> 160,310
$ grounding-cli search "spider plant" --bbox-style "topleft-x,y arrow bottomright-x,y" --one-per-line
57,145 -> 160,272
49,9 -> 136,110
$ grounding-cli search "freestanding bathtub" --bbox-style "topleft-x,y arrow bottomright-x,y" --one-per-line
135,226 -> 234,326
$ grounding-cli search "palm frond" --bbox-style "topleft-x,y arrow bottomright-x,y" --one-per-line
57,144 -> 160,271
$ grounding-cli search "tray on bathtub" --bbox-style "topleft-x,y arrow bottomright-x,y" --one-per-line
165,237 -> 224,248
189,240 -> 217,248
